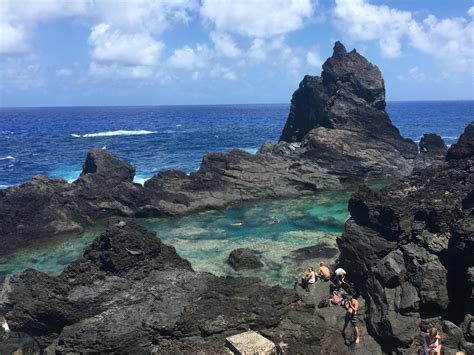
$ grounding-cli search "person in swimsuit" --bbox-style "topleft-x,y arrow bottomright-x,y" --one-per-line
423,327 -> 442,355
317,261 -> 331,281
342,295 -> 360,344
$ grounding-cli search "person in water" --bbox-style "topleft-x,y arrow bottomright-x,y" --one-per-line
317,261 -> 331,281
334,267 -> 346,289
0,315 -> 11,342
342,295 -> 360,344
423,327 -> 442,355
271,216 -> 280,224
298,266 -> 316,292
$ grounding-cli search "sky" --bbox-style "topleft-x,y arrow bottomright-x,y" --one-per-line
0,0 -> 473,107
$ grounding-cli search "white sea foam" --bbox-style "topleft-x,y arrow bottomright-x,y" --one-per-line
71,130 -> 157,138
133,175 -> 151,185
176,124 -> 182,127
241,148 -> 258,154
0,155 -> 15,161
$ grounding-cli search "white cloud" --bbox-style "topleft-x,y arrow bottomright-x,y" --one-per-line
333,0 -> 474,75
248,38 -> 267,62
168,44 -> 237,80
210,32 -> 241,58
89,24 -> 164,66
55,68 -> 72,76
397,66 -> 425,82
306,51 -> 323,68
89,62 -> 154,79
200,0 -> 316,37
468,6 -> 474,17
0,58 -> 43,90
0,22 -> 29,54
333,0 -> 412,58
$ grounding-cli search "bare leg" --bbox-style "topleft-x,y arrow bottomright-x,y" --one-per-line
354,325 -> 360,344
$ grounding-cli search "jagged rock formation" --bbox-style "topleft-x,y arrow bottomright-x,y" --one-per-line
0,42 -> 442,256
0,148 -> 148,255
0,221 -> 382,354
337,121 -> 474,353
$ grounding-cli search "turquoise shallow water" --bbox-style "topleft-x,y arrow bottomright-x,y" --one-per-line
0,190 -> 351,287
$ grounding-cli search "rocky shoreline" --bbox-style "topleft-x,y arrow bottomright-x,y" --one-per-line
0,42 -> 442,256
0,41 -> 472,354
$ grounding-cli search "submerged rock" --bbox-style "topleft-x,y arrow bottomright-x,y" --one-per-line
227,248 -> 263,270
286,244 -> 339,263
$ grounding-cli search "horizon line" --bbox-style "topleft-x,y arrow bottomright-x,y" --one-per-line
1,99 -> 473,110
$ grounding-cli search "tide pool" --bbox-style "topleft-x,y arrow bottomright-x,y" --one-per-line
0,190 -> 351,287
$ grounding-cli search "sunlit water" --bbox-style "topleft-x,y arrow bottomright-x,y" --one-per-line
0,191 -> 351,287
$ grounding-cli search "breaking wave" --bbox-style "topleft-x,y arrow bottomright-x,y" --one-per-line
71,130 -> 157,138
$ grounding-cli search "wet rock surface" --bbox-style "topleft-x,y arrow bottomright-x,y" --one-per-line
337,122 -> 474,353
0,221 -> 380,354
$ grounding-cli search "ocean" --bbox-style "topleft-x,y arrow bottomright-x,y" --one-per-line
1,101 -> 472,188
0,101 -> 472,285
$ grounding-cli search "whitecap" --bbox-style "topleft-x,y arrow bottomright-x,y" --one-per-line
0,155 -> 15,161
442,136 -> 458,140
175,124 -> 182,127
241,148 -> 258,154
71,130 -> 157,138
101,146 -> 107,150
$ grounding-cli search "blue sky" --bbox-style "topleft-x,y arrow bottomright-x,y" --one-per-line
0,0 -> 473,107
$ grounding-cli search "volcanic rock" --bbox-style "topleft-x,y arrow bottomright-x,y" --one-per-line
227,248 -> 263,270
0,221 -> 381,354
336,124 -> 474,353
447,121 -> 474,160
414,133 -> 447,169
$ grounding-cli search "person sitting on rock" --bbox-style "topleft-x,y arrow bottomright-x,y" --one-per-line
423,327 -> 442,355
317,261 -> 331,281
334,267 -> 346,289
0,315 -> 11,342
342,295 -> 360,344
298,266 -> 316,292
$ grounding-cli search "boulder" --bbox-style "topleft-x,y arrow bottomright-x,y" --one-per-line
447,121 -> 474,160
228,248 -> 263,270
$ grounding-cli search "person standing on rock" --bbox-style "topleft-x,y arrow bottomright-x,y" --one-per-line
334,267 -> 346,289
423,328 -> 442,355
342,295 -> 360,344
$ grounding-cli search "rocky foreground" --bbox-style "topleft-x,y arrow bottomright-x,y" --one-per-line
0,42 -> 442,255
0,122 -> 473,354
0,220 -> 379,354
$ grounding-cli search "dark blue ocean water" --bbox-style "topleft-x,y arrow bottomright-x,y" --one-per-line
0,101 -> 473,188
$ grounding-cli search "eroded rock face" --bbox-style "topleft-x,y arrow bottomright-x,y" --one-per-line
447,121 -> 474,160
414,133 -> 448,169
337,122 -> 474,353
